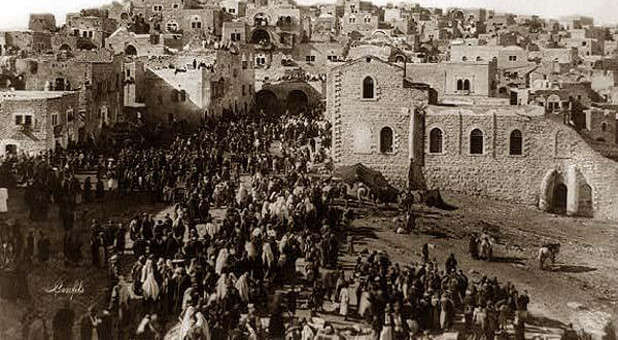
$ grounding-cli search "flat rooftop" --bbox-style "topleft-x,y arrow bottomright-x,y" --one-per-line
0,90 -> 75,100
428,104 -> 545,117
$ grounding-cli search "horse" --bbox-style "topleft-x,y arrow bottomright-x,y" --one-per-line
538,243 -> 560,270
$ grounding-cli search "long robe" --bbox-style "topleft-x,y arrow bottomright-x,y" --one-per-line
179,306 -> 195,340
235,273 -> 250,302
194,311 -> 211,340
358,291 -> 371,317
339,287 -> 349,316
215,248 -> 228,275
141,260 -> 160,300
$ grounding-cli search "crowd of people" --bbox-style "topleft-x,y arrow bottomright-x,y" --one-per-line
2,106 -> 540,340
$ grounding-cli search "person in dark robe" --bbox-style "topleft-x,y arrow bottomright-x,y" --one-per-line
469,235 -> 479,260
422,243 -> 429,263
115,223 -> 126,255
80,306 -> 101,340
445,253 -> 458,273
98,309 -> 113,340
25,230 -> 34,265
90,228 -> 100,267
37,231 -> 50,263
52,301 -> 75,340
96,179 -> 105,200
84,177 -> 93,203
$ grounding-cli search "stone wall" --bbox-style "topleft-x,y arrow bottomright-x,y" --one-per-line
421,105 -> 618,220
328,56 -> 428,187
28,14 -> 56,32
405,61 -> 496,100
142,49 -> 255,125
14,54 -> 125,138
0,92 -> 79,156
107,28 -> 166,57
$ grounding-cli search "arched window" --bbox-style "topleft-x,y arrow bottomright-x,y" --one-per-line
463,79 -> 471,91
601,122 -> 607,132
380,127 -> 393,153
457,79 -> 463,91
470,129 -> 483,154
429,128 -> 443,153
509,129 -> 523,155
362,76 -> 375,99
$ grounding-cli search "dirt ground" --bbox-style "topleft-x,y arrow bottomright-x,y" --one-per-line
0,189 -> 616,339
345,191 -> 618,337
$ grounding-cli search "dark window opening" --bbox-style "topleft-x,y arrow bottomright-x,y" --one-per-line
509,129 -> 523,155
362,76 -> 375,99
470,128 -> 484,154
380,127 -> 393,153
429,128 -> 443,153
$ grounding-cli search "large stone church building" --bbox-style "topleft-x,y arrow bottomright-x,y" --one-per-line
327,55 -> 618,220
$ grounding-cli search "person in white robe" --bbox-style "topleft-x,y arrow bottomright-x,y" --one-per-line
215,248 -> 228,275
235,272 -> 250,302
141,259 -> 160,301
358,290 -> 371,317
193,311 -> 211,340
0,188 -> 8,213
179,306 -> 196,340
339,283 -> 350,320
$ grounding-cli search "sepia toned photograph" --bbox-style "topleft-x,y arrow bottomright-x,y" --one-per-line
0,0 -> 616,339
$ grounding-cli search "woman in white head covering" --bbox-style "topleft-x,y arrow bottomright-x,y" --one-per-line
140,259 -> 160,301
193,310 -> 211,340
235,272 -> 250,302
179,305 -> 195,340
215,248 -> 228,275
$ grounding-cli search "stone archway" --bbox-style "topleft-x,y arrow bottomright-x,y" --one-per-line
251,29 -> 271,44
125,44 -> 138,56
59,44 -> 72,52
578,183 -> 593,217
286,90 -> 308,114
255,89 -> 280,114
539,169 -> 569,214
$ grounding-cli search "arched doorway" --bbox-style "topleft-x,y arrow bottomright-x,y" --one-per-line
286,90 -> 308,114
251,29 -> 270,44
125,45 -> 137,56
552,183 -> 568,214
578,184 -> 593,217
255,90 -> 279,114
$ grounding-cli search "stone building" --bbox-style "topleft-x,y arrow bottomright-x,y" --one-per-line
244,4 -> 304,48
327,55 -> 430,187
222,22 -> 249,44
0,31 -> 52,56
0,90 -> 80,157
405,60 -> 497,101
28,14 -> 57,33
65,12 -> 119,49
141,49 -> 255,125
107,27 -> 168,57
584,105 -> 618,144
13,50 -> 125,140
449,44 -> 528,69
329,55 -> 618,220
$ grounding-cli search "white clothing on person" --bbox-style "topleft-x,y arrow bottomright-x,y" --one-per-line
0,188 -> 7,212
